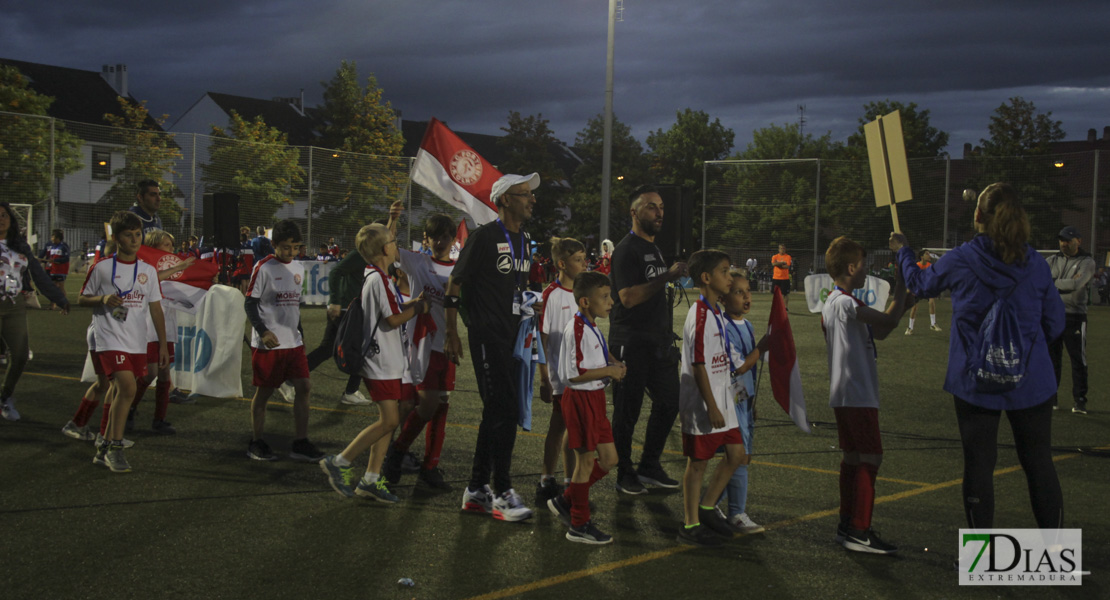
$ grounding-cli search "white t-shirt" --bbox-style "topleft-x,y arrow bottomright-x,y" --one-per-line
397,250 -> 453,354
558,313 -> 609,392
822,289 -> 879,408
246,256 -> 304,350
81,256 -> 163,354
540,281 -> 576,394
360,266 -> 407,381
745,258 -> 757,272
679,299 -> 740,435
0,240 -> 28,301
145,303 -> 177,345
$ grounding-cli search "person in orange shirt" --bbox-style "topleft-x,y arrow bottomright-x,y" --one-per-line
771,244 -> 792,310
905,250 -> 940,334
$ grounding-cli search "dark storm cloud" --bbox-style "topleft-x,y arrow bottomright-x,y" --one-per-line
2,0 -> 1108,152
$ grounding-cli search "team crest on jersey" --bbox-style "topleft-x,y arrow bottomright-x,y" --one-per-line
137,273 -> 148,285
497,243 -> 511,253
293,273 -> 302,285
496,254 -> 513,274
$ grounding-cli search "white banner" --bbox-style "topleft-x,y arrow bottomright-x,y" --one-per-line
803,274 -> 891,313
173,285 -> 245,399
300,261 -> 335,305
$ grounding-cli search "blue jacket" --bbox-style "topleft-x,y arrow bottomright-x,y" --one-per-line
898,235 -> 1065,410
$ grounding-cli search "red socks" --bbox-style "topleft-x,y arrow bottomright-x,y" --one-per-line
851,462 -> 878,531
73,396 -> 100,428
131,379 -> 153,410
394,409 -> 426,452
563,461 -> 609,527
99,403 -> 111,436
423,403 -> 449,470
154,380 -> 171,421
587,461 -> 608,487
838,461 -> 855,525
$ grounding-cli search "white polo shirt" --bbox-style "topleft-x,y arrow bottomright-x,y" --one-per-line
246,255 -> 304,350
541,282 -> 576,394
81,256 -> 162,354
361,265 -> 407,380
822,288 -> 879,408
679,299 -> 740,435
558,312 -> 609,392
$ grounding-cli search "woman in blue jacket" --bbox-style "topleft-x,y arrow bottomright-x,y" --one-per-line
890,182 -> 1065,530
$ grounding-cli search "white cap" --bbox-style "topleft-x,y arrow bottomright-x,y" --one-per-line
490,172 -> 540,204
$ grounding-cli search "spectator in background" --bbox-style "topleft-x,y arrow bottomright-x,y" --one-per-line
129,179 -> 163,234
1096,267 -> 1109,305
771,243 -> 792,311
316,243 -> 336,262
251,226 -> 274,259
327,236 -> 340,257
1046,225 -> 1095,414
597,239 -> 614,276
529,251 -> 546,291
745,256 -> 757,275
294,245 -> 310,261
39,229 -> 70,310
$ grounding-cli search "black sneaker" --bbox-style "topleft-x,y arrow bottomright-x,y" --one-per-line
151,419 -> 176,435
536,478 -> 564,504
637,465 -> 680,489
125,408 -> 136,433
1072,398 -> 1088,415
381,445 -> 404,485
834,519 -> 850,544
416,467 -> 453,491
698,506 -> 740,537
247,439 -> 277,461
547,494 -> 572,527
169,388 -> 196,404
289,439 -> 325,462
566,520 -> 613,545
615,470 -> 647,495
676,524 -> 726,547
401,451 -> 422,474
843,527 -> 898,554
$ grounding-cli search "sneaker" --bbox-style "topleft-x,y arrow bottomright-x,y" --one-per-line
319,455 -> 355,498
492,489 -> 534,522
903,328 -> 913,336
637,465 -> 680,488
566,520 -> 613,545
125,408 -> 135,433
289,439 -> 325,462
277,382 -> 295,402
27,349 -> 32,360
95,433 -> 135,449
151,419 -> 176,435
355,477 -> 400,503
1,397 -> 20,421
0,354 -> 8,366
104,446 -> 132,473
615,470 -> 647,495
930,324 -> 943,332
1072,398 -> 1088,415
416,467 -> 453,491
340,390 -> 371,405
381,445 -> 404,485
843,527 -> 898,554
461,484 -> 494,513
169,389 -> 196,405
834,519 -> 850,543
729,512 -> 765,534
676,524 -> 726,547
699,506 -> 741,537
63,420 -> 97,441
536,478 -> 564,504
547,494 -> 572,527
247,439 -> 278,461
93,442 -> 110,467
401,451 -> 421,474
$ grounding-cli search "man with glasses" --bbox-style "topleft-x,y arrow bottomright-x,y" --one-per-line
444,173 -> 539,522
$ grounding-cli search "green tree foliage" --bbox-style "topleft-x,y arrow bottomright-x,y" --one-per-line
315,61 -> 407,236
102,98 -> 184,227
646,109 -> 735,245
980,97 -> 1065,156
204,110 -> 305,227
0,65 -> 82,208
565,113 -> 650,242
845,100 -> 949,159
496,111 -> 568,248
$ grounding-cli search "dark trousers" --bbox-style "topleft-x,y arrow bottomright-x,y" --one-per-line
1048,313 -> 1087,403
304,311 -> 361,394
610,339 -> 680,474
468,338 -> 521,495
953,397 -> 1063,529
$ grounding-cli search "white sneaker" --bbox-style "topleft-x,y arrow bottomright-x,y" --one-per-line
729,512 -> 765,534
340,390 -> 371,405
930,324 -> 943,332
62,420 -> 96,441
492,489 -> 534,522
461,484 -> 494,514
277,383 -> 295,402
95,432 -> 135,449
1,397 -> 19,421
903,328 -> 913,336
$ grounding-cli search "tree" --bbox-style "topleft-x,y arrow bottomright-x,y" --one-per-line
496,111 -> 569,249
102,97 -> 184,227
204,110 -> 305,227
845,100 -> 949,159
565,113 -> 650,242
0,65 -> 82,208
646,109 -> 735,246
980,97 -> 1064,156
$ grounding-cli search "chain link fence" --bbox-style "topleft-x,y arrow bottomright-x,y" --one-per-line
703,153 -> 1108,291
0,111 -> 472,264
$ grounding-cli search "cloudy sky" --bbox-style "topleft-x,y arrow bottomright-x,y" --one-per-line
3,0 -> 1109,154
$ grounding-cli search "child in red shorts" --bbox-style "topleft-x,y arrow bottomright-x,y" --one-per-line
545,271 -> 625,544
244,220 -> 323,463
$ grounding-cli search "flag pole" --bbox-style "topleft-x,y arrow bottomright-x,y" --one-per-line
600,0 -> 617,245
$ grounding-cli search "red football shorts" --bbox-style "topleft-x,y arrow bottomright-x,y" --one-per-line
95,351 -> 149,380
561,388 -> 614,452
145,341 -> 175,366
682,428 -> 743,461
833,407 -> 883,455
251,347 -> 310,388
363,378 -> 404,402
415,351 -> 456,392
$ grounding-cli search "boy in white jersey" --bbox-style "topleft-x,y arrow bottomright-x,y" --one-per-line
244,220 -> 323,463
320,223 -> 428,499
821,236 -> 907,555
535,236 -> 587,504
676,250 -> 746,547
545,271 -> 625,544
381,214 -> 458,491
78,211 -> 167,473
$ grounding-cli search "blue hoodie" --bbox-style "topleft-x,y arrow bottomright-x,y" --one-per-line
898,235 -> 1065,410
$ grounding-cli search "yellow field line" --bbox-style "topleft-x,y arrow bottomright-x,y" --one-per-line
462,451 -> 1085,600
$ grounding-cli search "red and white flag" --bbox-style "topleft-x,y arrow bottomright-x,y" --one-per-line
136,245 -> 219,314
411,118 -> 501,225
767,287 -> 811,433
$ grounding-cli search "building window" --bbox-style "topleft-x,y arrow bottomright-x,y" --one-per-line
92,150 -> 111,180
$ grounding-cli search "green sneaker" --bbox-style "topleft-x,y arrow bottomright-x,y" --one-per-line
319,455 -> 354,498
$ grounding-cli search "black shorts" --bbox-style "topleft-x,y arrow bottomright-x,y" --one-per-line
772,278 -> 791,295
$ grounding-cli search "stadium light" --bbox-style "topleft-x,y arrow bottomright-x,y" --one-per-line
1054,161 -> 1065,168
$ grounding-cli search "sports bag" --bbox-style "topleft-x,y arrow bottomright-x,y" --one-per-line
970,280 -> 1035,393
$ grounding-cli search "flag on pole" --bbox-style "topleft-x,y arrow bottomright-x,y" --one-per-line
411,118 -> 501,225
767,287 -> 811,433
136,245 -> 219,314
451,219 -> 469,259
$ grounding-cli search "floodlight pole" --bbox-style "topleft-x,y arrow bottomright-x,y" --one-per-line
600,0 -> 617,245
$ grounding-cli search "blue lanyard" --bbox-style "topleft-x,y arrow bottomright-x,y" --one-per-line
111,256 -> 138,297
699,295 -> 735,372
576,311 -> 609,362
496,219 -> 524,288
834,286 -> 876,359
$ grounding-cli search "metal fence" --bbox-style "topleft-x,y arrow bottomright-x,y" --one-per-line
703,153 -> 1108,287
0,111 -> 470,259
